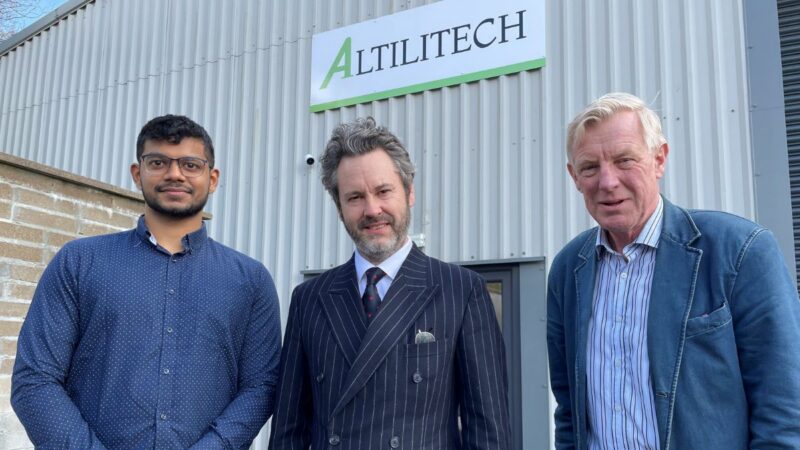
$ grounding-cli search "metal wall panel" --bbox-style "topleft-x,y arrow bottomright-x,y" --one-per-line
0,0 -> 754,447
779,0 -> 800,291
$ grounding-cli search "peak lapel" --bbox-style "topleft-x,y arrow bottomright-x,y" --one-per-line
318,257 -> 368,367
331,246 -> 438,417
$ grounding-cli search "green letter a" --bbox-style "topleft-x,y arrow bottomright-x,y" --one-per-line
321,37 -> 352,90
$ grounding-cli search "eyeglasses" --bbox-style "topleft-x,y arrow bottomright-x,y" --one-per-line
139,153 -> 209,178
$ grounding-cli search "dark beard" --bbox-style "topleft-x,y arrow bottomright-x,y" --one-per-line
142,188 -> 208,219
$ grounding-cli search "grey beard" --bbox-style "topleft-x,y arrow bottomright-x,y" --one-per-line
356,231 -> 403,263
347,208 -> 411,264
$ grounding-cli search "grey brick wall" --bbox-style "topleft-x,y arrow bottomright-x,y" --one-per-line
0,152 -> 143,449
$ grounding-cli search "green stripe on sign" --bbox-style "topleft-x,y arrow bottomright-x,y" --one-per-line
309,58 -> 546,113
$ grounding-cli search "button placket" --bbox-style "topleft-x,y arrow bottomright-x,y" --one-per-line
156,255 -> 181,442
611,255 -> 628,419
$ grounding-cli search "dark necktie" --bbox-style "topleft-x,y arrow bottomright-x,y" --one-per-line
362,267 -> 386,320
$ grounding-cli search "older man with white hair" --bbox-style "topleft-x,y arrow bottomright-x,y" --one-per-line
547,92 -> 800,449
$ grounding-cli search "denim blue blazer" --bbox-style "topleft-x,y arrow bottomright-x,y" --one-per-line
547,197 -> 800,449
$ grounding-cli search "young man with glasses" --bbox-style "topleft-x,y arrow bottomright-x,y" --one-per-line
12,115 -> 282,449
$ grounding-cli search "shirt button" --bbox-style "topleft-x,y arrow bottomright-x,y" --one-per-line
412,372 -> 423,384
614,405 -> 622,412
160,413 -> 167,420
168,289 -> 175,295
166,327 -> 174,333
620,272 -> 628,279
390,436 -> 400,448
163,368 -> 170,374
316,373 -> 325,383
615,315 -> 623,322
328,434 -> 340,446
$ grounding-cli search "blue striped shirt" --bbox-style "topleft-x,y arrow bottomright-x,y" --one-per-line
586,197 -> 663,450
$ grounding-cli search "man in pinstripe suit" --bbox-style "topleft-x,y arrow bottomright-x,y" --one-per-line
269,117 -> 511,449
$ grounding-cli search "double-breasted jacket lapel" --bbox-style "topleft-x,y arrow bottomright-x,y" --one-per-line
331,245 -> 439,417
318,257 -> 368,367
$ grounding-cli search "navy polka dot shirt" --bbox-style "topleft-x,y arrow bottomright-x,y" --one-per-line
11,216 -> 282,449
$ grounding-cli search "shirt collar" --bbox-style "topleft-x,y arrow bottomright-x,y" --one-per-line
595,196 -> 664,258
135,215 -> 208,253
354,237 -> 413,285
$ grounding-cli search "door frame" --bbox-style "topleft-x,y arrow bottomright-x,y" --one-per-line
457,257 -> 548,450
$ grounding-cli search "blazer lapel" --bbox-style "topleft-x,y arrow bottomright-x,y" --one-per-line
573,233 -> 598,447
331,246 -> 438,417
318,257 -> 368,367
647,199 -> 702,449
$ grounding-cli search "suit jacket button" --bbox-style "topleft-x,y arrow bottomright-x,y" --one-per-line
316,373 -> 325,383
390,436 -> 400,448
329,434 -> 340,446
412,371 -> 423,383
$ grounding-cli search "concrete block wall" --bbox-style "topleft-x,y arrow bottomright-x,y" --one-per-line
0,152 -> 143,449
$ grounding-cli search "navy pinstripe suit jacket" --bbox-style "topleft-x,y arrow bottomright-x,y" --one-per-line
269,245 -> 510,449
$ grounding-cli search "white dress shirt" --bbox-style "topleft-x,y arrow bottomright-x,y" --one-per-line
354,237 -> 413,299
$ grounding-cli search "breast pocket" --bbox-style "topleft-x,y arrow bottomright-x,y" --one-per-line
685,301 -> 732,339
402,338 -> 451,378
404,339 -> 448,357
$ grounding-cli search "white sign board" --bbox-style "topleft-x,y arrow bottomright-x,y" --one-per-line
310,0 -> 545,112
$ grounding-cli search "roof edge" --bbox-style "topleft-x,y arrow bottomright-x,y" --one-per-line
0,0 -> 94,57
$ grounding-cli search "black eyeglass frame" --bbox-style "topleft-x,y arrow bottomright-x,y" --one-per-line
139,153 -> 210,178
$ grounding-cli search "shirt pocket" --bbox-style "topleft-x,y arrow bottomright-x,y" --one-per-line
685,301 -> 732,339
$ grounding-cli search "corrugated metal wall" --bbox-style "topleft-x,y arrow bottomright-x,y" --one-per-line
0,0 -> 754,447
779,0 -> 800,291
